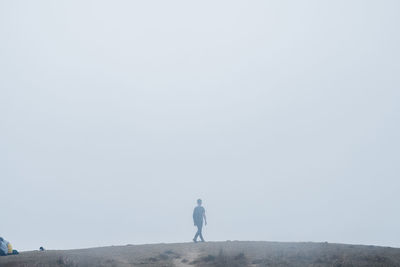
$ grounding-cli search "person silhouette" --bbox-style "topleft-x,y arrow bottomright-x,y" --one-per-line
193,199 -> 207,243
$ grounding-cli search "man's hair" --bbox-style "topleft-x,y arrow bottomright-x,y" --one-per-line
197,199 -> 202,204
0,237 -> 3,242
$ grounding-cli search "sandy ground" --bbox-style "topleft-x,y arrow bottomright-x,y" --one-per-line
1,241 -> 400,267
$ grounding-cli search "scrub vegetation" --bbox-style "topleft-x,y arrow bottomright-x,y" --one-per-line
1,241 -> 400,267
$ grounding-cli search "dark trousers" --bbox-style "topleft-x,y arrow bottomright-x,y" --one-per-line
194,223 -> 204,242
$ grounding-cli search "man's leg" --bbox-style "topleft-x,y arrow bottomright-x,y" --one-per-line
198,224 -> 205,242
193,225 -> 200,242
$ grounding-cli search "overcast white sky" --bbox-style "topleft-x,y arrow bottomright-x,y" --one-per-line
1,0 -> 399,251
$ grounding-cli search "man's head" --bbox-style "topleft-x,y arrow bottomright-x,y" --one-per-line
197,199 -> 202,206
0,237 -> 3,242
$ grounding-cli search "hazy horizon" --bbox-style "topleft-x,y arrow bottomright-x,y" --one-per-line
1,1 -> 399,251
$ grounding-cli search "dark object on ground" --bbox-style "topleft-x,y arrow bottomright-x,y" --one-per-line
40,247 -> 45,251
0,250 -> 18,256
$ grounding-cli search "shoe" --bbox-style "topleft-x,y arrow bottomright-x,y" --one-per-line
193,239 -> 197,243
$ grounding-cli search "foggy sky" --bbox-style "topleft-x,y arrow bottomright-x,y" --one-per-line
1,0 -> 399,251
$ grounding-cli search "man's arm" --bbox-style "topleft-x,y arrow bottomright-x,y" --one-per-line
203,210 -> 207,225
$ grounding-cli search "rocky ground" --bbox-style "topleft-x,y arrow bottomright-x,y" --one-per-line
1,241 -> 400,267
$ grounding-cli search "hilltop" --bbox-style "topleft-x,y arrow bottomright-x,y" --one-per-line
1,241 -> 400,267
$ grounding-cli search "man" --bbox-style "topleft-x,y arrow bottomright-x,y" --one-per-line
193,199 -> 207,243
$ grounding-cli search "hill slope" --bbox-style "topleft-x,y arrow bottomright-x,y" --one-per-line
1,241 -> 400,267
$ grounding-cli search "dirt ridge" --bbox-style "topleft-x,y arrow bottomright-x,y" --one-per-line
1,241 -> 400,267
